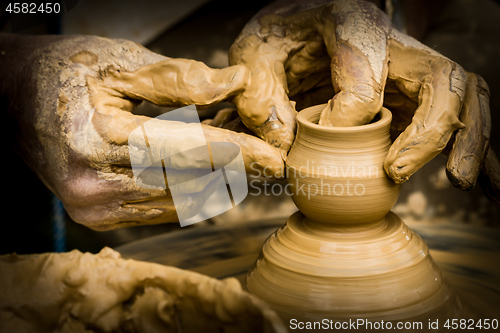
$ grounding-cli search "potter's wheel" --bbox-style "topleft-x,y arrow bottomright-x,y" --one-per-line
116,218 -> 285,285
116,219 -> 500,317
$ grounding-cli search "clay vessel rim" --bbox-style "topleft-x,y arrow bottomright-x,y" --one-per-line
297,104 -> 392,133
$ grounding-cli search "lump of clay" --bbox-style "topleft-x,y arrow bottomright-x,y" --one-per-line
0,247 -> 285,333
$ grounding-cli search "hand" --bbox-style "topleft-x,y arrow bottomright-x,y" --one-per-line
0,247 -> 282,332
229,0 -> 495,195
1,33 -> 283,230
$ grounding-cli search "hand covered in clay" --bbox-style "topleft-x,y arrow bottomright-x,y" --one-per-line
0,34 -> 283,230
0,247 -> 282,333
229,0 -> 494,193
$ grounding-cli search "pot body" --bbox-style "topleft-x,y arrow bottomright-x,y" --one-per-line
286,104 -> 400,224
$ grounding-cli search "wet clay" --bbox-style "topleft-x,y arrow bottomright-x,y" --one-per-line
246,104 -> 482,328
0,247 -> 286,333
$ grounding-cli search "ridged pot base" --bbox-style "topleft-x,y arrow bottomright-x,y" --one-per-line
246,211 -> 470,325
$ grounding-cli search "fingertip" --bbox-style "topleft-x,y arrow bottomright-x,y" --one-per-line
384,161 -> 410,185
384,141 -> 419,184
249,144 -> 285,179
264,147 -> 286,179
320,90 -> 382,127
318,99 -> 333,126
446,155 -> 480,191
384,144 -> 404,183
261,123 -> 295,153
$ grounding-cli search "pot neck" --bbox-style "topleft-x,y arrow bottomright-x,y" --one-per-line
294,106 -> 393,151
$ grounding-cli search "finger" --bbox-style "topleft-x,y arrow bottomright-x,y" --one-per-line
203,125 -> 285,178
87,75 -> 152,146
134,156 -> 222,192
167,142 -> 241,175
128,115 -> 215,171
169,170 -> 226,221
120,160 -> 224,223
229,35 -> 298,152
446,73 -> 491,190
89,70 -> 270,173
103,58 -> 249,108
88,72 -> 284,178
318,42 -> 387,127
318,0 -> 391,127
128,112 -> 283,173
384,60 -> 466,183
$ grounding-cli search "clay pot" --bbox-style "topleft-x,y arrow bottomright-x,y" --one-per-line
286,104 -> 400,224
247,105 -> 464,325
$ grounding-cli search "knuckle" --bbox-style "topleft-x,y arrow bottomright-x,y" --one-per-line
430,58 -> 468,102
64,199 -> 124,231
430,57 -> 453,72
58,176 -> 101,210
65,205 -> 102,228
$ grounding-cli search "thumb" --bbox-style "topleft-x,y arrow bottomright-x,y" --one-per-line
318,1 -> 390,127
318,42 -> 386,127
